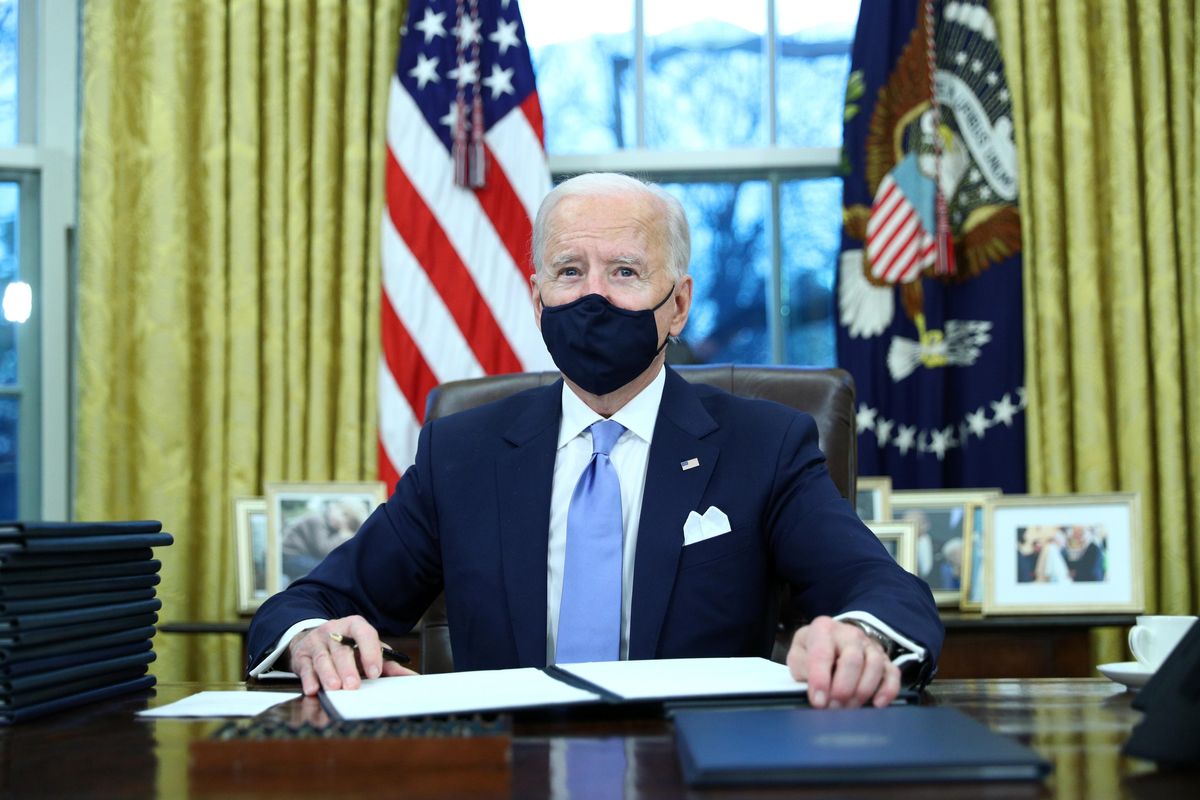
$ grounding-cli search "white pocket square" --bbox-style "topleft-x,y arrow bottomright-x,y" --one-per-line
683,506 -> 732,546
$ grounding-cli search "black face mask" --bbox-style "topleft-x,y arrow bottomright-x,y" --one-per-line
539,286 -> 675,396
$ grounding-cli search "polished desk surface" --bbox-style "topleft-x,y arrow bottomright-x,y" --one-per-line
1,679 -> 1194,798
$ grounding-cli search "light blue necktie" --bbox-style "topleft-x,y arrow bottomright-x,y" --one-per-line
556,419 -> 625,664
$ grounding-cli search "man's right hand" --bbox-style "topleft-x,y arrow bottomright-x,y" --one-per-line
287,616 -> 416,696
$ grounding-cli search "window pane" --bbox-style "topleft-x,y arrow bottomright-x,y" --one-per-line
780,178 -> 839,366
645,1 -> 766,149
667,181 -> 771,364
524,0 -> 634,154
776,1 -> 858,148
0,395 -> 15,519
0,0 -> 15,146
0,180 -> 17,385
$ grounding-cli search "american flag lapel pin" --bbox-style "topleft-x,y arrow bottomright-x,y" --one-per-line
680,457 -> 700,471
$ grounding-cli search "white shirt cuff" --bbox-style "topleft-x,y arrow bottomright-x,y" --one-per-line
835,610 -> 928,670
247,618 -> 327,678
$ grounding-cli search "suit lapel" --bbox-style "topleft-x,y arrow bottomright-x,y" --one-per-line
495,381 -> 562,668
628,368 -> 719,660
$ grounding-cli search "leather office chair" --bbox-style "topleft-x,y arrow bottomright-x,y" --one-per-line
416,364 -> 857,674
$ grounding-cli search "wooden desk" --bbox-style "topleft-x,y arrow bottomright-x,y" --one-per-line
0,679 -> 1194,798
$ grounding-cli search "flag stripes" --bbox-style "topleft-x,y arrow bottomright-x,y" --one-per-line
379,0 -> 553,484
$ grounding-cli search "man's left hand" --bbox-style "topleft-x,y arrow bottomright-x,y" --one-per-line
786,616 -> 900,709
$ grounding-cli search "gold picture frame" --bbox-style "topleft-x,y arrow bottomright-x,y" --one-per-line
983,493 -> 1143,615
265,481 -> 388,593
855,476 -> 893,521
233,497 -> 269,614
891,489 -> 1002,609
866,520 -> 918,575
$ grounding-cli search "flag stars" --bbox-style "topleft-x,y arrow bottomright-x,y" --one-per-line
482,64 -> 515,98
895,425 -> 918,456
439,101 -> 460,132
954,51 -> 967,65
448,59 -> 479,88
986,71 -> 999,85
490,19 -> 521,55
408,53 -> 440,90
929,427 -> 956,460
875,418 -> 895,447
856,404 -> 878,434
971,58 -> 983,73
999,88 -> 1010,103
414,7 -> 447,44
453,14 -> 483,47
965,407 -> 991,439
990,393 -> 1018,426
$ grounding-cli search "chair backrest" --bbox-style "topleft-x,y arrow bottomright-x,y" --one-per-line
417,364 -> 857,674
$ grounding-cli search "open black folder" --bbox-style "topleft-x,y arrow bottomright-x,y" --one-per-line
673,706 -> 1051,787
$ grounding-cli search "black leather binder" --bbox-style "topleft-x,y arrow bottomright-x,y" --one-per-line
15,533 -> 174,552
0,548 -> 154,570
1,639 -> 152,678
1,665 -> 150,709
0,520 -> 162,537
0,624 -> 157,665
673,706 -> 1051,786
0,649 -> 156,696
0,674 -> 156,725
0,612 -> 159,649
0,587 -> 157,615
0,598 -> 162,632
0,559 -> 161,584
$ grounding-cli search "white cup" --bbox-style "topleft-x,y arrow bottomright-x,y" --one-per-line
1127,615 -> 1198,670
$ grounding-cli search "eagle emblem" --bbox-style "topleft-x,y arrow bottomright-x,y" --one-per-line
840,0 -> 1020,381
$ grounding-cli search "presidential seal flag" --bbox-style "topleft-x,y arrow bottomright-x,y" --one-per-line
837,0 -> 1026,492
380,0 -> 554,487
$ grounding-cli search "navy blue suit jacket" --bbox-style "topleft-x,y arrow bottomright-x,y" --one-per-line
248,368 -> 943,673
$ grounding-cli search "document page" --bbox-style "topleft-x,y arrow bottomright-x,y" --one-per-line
554,657 -> 807,702
323,667 -> 603,720
138,690 -> 300,718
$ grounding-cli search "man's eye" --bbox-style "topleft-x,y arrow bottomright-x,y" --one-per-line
559,267 -> 580,278
616,267 -> 636,278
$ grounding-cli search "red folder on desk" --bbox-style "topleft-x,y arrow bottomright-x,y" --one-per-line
673,706 -> 1051,786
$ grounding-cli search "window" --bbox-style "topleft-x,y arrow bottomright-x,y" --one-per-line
524,0 -> 860,366
0,0 -> 77,520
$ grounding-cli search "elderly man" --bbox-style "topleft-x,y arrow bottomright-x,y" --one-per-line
248,173 -> 943,708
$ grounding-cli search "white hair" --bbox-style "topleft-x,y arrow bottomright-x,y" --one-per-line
531,173 -> 691,280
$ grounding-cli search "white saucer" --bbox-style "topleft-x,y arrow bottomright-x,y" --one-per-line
1097,661 -> 1155,689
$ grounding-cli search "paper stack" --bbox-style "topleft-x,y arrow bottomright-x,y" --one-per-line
0,520 -> 173,724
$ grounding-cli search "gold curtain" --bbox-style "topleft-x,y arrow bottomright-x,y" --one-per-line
77,0 -> 406,682
994,0 -> 1200,658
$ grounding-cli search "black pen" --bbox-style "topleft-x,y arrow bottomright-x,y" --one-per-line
329,632 -> 411,664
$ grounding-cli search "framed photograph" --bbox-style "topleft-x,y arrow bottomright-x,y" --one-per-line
233,497 -> 270,614
855,476 -> 892,521
984,493 -> 1143,615
265,481 -> 388,592
891,489 -> 1001,608
867,520 -> 918,575
959,503 -> 989,612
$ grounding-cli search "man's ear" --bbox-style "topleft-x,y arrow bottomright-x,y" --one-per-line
669,275 -> 694,337
530,273 -> 543,329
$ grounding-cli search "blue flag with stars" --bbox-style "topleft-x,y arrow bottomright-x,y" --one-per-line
836,0 -> 1026,493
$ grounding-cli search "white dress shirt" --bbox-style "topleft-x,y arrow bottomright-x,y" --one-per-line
545,367 -> 666,665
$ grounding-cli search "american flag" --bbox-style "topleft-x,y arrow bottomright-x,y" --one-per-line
380,0 -> 554,487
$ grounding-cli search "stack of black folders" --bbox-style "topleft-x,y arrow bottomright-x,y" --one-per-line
0,520 -> 172,724
672,705 -> 1051,788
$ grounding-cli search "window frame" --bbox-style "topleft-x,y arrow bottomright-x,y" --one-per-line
543,0 -> 850,365
0,0 -> 78,520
